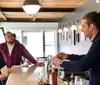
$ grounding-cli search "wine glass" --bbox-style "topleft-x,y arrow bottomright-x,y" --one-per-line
58,67 -> 65,79
58,67 -> 65,85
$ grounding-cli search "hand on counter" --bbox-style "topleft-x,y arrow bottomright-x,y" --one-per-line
0,74 -> 6,80
36,62 -> 44,67
8,68 -> 13,74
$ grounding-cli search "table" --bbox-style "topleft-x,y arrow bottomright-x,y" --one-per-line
6,65 -> 44,85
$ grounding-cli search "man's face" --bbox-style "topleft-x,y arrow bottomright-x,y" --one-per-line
81,19 -> 92,38
5,32 -> 15,43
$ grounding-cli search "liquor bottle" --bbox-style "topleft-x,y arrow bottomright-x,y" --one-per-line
69,73 -> 74,85
47,55 -> 57,85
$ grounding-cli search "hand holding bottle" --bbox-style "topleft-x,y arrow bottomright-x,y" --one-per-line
56,52 -> 68,60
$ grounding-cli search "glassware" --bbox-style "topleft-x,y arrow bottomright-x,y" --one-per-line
80,78 -> 86,85
58,67 -> 65,79
74,76 -> 80,85
69,73 -> 74,85
38,55 -> 52,85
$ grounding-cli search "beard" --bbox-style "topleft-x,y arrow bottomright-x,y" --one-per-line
8,41 -> 15,44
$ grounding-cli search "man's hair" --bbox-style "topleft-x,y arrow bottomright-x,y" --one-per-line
5,31 -> 12,36
13,33 -> 16,38
82,11 -> 100,31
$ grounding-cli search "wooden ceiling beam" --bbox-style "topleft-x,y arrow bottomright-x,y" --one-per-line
1,8 -> 75,12
4,18 -> 59,22
0,9 -> 7,21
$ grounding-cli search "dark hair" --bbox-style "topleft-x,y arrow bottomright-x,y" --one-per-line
13,33 -> 16,38
82,11 -> 100,31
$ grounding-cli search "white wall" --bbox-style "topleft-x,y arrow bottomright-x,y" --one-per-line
58,0 -> 97,54
0,22 -> 58,31
0,22 -> 59,54
0,22 -> 58,42
59,41 -> 92,54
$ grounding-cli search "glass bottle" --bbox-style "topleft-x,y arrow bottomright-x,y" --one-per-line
69,73 -> 74,85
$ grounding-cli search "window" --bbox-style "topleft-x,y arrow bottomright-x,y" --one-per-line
22,31 -> 57,58
0,29 -> 5,43
44,31 -> 56,56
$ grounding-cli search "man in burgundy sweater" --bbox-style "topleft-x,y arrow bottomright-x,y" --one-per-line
0,32 -> 42,68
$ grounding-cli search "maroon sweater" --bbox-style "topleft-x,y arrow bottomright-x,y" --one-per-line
0,42 -> 37,67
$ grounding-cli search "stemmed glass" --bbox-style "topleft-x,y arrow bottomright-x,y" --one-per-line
58,67 -> 65,85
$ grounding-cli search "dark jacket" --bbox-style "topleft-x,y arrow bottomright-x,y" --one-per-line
60,32 -> 100,85
0,52 -> 7,85
0,52 -> 6,69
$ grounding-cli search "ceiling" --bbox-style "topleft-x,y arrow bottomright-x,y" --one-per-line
0,0 -> 87,22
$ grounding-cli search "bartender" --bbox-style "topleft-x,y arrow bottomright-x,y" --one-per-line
53,11 -> 100,85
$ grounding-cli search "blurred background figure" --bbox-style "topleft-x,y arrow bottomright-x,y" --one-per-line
13,33 -> 20,43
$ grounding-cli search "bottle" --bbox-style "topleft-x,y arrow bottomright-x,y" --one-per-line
69,73 -> 74,85
49,60 -> 57,85
51,71 -> 57,85
46,55 -> 57,85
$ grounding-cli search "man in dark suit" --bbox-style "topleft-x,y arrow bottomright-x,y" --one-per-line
53,11 -> 100,85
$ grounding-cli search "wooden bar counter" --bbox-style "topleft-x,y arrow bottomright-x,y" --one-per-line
6,65 -> 44,85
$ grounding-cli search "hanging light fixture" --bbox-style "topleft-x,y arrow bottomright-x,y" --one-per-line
71,20 -> 79,31
58,29 -> 62,33
58,26 -> 62,33
71,21 -> 77,31
63,24 -> 69,32
22,0 -> 41,15
71,25 -> 77,31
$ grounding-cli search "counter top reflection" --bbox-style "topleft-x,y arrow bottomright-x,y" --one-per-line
6,65 -> 44,85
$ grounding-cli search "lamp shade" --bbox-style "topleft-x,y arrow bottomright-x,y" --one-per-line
22,0 -> 41,14
58,29 -> 62,33
63,27 -> 68,32
71,25 -> 77,31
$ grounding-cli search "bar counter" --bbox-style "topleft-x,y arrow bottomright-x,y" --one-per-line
6,64 -> 89,85
6,65 -> 44,85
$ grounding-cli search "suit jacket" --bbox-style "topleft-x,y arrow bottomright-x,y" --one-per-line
60,32 -> 100,85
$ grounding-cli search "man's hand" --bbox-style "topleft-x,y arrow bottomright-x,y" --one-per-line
56,52 -> 68,60
53,57 -> 62,66
8,68 -> 13,74
0,74 -> 6,80
36,62 -> 44,67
